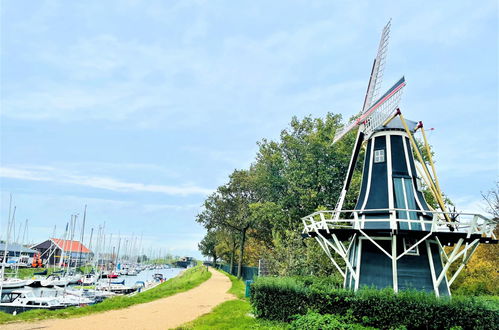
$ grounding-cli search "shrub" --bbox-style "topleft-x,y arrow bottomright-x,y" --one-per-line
290,311 -> 372,330
250,277 -> 499,329
293,274 -> 343,290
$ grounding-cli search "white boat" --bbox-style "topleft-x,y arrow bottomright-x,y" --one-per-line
55,292 -> 94,306
63,287 -> 115,302
0,290 -> 64,314
127,269 -> 138,276
96,282 -> 137,294
66,273 -> 82,285
79,274 -> 97,285
0,278 -> 33,289
40,274 -> 69,287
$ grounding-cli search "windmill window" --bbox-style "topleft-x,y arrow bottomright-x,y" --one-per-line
403,238 -> 419,256
416,177 -> 423,191
374,149 -> 385,163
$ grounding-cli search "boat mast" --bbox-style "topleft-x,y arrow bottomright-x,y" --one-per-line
1,197 -> 15,296
78,205 -> 87,269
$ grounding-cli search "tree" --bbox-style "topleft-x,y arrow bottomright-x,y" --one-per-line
482,181 -> 499,222
198,230 -> 218,265
196,113 -> 360,278
251,114 -> 356,232
214,229 -> 239,272
197,170 -> 258,278
260,229 -> 344,278
448,181 -> 499,295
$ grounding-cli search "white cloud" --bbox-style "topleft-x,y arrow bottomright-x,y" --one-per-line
0,166 -> 212,196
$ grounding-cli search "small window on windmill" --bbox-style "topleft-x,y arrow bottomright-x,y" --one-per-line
374,149 -> 385,163
416,177 -> 423,191
403,238 -> 419,256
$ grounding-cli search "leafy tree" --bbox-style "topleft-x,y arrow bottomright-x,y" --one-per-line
252,114 -> 357,232
198,230 -> 218,265
450,181 -> 499,295
213,228 -> 239,271
260,230 -> 344,277
197,170 -> 259,278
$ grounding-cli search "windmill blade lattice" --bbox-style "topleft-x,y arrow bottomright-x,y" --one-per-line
332,20 -> 392,145
360,76 -> 405,138
333,76 -> 405,143
363,19 -> 391,112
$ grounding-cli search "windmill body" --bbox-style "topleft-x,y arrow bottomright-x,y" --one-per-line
302,21 -> 497,296
345,118 -> 450,296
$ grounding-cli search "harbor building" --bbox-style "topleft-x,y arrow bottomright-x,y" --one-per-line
31,238 -> 93,266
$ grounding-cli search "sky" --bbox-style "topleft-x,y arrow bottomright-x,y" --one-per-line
0,1 -> 497,258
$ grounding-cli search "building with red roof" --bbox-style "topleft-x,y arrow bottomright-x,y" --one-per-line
32,238 -> 93,266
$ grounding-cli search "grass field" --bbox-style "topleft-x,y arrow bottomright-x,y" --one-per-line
0,265 -> 211,325
11,268 -> 54,279
9,266 -> 95,280
177,269 -> 286,330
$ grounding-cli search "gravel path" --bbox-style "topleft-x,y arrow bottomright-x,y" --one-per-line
2,268 -> 233,330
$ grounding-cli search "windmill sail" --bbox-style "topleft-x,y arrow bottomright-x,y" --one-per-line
332,76 -> 405,144
332,20 -> 392,144
362,19 -> 391,112
359,76 -> 405,137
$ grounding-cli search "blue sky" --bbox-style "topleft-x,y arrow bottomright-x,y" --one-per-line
1,1 -> 497,258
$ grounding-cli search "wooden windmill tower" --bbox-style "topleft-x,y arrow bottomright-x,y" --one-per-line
302,20 -> 497,296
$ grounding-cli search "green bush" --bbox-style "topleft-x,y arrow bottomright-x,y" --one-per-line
292,274 -> 343,290
290,311 -> 372,330
250,277 -> 499,329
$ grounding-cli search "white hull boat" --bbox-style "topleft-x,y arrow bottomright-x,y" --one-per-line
40,275 -> 69,287
0,290 -> 64,314
79,274 -> 98,286
67,274 -> 82,285
0,278 -> 33,289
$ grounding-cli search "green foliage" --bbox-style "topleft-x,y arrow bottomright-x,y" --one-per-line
197,113 -> 360,277
198,230 -> 218,263
250,277 -> 499,329
252,113 -> 354,228
290,311 -> 373,330
291,274 -> 343,290
0,266 -> 211,325
15,267 -> 83,279
260,230 -> 345,277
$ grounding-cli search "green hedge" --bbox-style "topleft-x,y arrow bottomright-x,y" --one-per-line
250,277 -> 499,329
290,311 -> 373,330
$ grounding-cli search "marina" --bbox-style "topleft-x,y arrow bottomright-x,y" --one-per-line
0,194 -> 194,314
0,265 -> 184,314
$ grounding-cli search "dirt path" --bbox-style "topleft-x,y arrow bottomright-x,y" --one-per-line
2,268 -> 233,330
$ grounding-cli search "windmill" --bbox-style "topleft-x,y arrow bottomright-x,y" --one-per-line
302,20 -> 497,296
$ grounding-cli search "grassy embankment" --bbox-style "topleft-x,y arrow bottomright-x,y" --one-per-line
12,266 -> 94,280
178,270 -> 286,330
14,268 -> 55,279
0,265 -> 211,325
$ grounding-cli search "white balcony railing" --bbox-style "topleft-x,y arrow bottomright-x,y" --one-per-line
302,208 -> 496,239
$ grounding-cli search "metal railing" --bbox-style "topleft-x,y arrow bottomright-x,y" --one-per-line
302,208 -> 496,239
